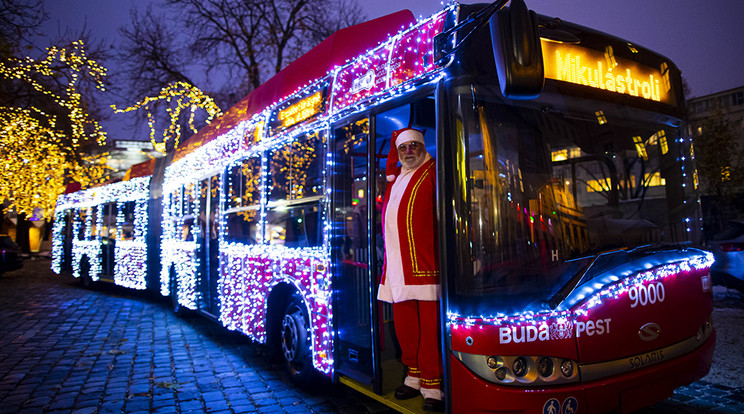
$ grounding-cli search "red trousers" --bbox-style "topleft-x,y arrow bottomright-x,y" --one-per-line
393,300 -> 443,392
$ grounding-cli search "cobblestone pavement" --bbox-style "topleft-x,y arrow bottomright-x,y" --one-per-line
1,257 -> 743,413
0,258 -> 391,414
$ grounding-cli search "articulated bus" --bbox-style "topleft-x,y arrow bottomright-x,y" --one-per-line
52,1 -> 716,412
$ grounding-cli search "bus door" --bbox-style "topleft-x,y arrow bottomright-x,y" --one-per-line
62,209 -> 74,272
197,174 -> 221,317
101,202 -> 116,277
332,96 -> 438,399
331,117 -> 378,385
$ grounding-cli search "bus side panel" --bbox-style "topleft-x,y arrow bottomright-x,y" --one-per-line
216,245 -> 333,376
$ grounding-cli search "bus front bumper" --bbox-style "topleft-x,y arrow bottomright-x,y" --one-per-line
449,330 -> 716,413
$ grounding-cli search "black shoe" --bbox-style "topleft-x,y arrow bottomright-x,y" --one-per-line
423,398 -> 444,412
394,384 -> 419,400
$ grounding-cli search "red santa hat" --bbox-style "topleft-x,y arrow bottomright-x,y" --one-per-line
386,128 -> 424,182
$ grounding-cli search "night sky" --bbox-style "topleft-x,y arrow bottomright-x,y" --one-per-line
39,0 -> 744,140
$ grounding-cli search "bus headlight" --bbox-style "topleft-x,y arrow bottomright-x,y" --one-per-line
538,356 -> 554,378
454,352 -> 580,386
513,357 -> 528,377
560,360 -> 574,378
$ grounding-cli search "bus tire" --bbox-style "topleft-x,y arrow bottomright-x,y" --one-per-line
280,293 -> 314,388
79,257 -> 93,288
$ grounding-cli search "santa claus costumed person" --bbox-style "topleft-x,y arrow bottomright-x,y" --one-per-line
377,128 -> 444,412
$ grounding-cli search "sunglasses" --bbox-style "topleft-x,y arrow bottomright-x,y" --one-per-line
397,142 -> 423,152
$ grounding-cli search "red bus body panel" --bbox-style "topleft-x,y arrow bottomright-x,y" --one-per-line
451,332 -> 714,413
449,255 -> 715,413
575,267 -> 712,363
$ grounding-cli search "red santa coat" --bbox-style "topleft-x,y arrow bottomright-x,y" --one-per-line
377,156 -> 440,303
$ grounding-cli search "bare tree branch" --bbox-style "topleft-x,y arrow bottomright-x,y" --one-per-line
118,6 -> 196,99
0,0 -> 46,56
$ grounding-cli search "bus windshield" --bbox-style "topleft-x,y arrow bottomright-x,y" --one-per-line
446,80 -> 698,317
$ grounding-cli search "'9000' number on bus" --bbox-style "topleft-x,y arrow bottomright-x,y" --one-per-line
629,282 -> 665,308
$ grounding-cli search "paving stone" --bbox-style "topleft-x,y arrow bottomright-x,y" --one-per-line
178,399 -> 203,411
7,258 -> 743,414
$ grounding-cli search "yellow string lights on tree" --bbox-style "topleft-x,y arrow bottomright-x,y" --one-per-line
112,81 -> 222,153
0,40 -> 108,147
0,40 -> 111,219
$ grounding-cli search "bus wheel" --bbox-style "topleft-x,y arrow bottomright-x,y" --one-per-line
280,294 -> 313,387
79,257 -> 92,288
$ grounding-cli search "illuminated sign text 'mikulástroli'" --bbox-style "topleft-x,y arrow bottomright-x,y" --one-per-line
541,39 -> 673,105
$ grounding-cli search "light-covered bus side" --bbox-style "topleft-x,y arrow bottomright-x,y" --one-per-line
52,176 -> 151,289
156,6 -> 449,383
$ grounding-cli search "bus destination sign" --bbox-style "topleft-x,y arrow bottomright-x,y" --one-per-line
270,85 -> 327,134
541,39 -> 673,105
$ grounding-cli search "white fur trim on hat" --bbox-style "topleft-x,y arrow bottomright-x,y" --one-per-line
395,129 -> 425,148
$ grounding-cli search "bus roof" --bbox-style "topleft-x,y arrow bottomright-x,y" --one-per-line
172,9 -> 417,163
124,158 -> 157,181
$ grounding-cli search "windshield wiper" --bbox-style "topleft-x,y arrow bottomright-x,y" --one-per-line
545,247 -> 625,310
545,242 -> 693,310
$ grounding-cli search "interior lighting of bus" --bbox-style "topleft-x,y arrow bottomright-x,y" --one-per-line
541,39 -> 672,105
448,251 -> 713,330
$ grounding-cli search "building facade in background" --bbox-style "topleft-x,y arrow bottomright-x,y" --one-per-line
688,85 -> 744,137
688,85 -> 744,240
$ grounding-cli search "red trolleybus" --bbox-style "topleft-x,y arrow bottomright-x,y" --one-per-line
52,1 -> 715,412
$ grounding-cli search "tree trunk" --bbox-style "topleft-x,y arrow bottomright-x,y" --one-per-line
15,212 -> 31,254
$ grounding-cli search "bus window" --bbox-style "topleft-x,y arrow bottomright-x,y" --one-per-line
268,132 -> 324,201
120,200 -> 136,241
266,132 -> 325,247
182,183 -> 198,242
224,156 -> 261,245
89,206 -> 100,239
446,80 -> 695,316
267,204 -> 321,248
76,208 -> 86,240
102,203 -> 117,239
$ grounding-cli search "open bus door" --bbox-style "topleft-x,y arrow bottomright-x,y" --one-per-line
331,116 -> 378,386
331,95 -> 439,413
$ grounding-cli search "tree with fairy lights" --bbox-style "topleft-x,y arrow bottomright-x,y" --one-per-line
112,81 -> 222,154
0,36 -> 111,251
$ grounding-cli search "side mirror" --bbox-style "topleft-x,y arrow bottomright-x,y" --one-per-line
490,0 -> 544,99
